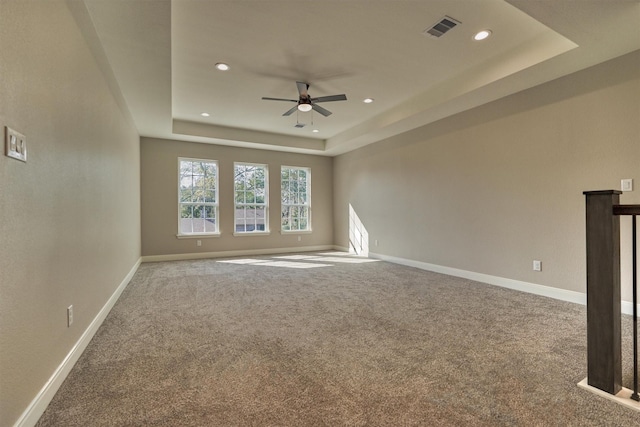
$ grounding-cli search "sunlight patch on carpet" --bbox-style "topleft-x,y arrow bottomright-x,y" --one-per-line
218,258 -> 268,264
217,258 -> 331,268
274,255 -> 379,264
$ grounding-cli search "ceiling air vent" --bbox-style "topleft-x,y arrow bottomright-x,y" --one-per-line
423,16 -> 460,38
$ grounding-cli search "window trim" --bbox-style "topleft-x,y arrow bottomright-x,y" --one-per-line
233,161 -> 269,235
280,165 -> 312,234
177,157 -> 220,237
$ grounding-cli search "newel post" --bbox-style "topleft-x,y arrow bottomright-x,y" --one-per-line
584,190 -> 622,394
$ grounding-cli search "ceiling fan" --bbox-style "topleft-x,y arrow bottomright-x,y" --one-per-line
262,81 -> 347,117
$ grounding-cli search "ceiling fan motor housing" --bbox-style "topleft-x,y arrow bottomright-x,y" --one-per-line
261,81 -> 346,117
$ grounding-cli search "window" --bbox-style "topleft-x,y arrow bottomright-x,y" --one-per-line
178,158 -> 218,235
281,166 -> 311,232
234,163 -> 268,233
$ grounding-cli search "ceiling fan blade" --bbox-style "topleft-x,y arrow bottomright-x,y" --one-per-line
296,81 -> 309,97
311,94 -> 347,103
283,105 -> 299,116
311,103 -> 332,117
262,97 -> 297,102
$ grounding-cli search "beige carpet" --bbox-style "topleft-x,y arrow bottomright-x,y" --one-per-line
36,252 -> 639,426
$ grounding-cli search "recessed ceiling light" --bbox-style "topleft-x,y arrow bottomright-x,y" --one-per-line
200,112 -> 210,117
215,62 -> 230,71
363,98 -> 374,104
473,30 -> 492,41
312,129 -> 319,133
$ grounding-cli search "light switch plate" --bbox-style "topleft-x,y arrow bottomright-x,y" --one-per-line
621,179 -> 633,192
533,260 -> 542,271
5,126 -> 27,162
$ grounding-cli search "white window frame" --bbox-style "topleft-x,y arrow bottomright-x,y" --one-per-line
177,157 -> 220,238
234,162 -> 269,236
281,166 -> 311,233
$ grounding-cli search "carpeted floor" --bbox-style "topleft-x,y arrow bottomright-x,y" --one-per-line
36,252 -> 639,426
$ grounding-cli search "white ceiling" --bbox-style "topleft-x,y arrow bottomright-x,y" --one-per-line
77,0 -> 640,156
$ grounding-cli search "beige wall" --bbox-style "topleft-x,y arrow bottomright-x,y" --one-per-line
0,2 -> 637,423
141,138 -> 333,257
0,2 -> 141,425
334,50 -> 640,298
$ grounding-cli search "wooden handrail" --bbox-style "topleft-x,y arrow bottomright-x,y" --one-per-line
613,205 -> 640,216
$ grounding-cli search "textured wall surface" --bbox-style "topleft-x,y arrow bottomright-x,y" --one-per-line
0,1 -> 141,424
334,51 -> 640,298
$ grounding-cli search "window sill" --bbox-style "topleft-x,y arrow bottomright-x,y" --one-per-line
280,230 -> 313,235
176,233 -> 220,239
233,231 -> 271,237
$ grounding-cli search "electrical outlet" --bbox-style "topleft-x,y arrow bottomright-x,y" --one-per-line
533,260 -> 542,272
621,179 -> 633,192
197,240 -> 202,247
5,126 -> 27,162
67,305 -> 74,327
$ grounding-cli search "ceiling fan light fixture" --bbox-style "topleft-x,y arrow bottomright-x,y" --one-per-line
298,103 -> 313,112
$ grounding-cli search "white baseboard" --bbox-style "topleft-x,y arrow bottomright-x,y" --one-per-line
369,252 -> 640,315
141,245 -> 336,263
369,251 -> 588,304
621,301 -> 640,316
14,258 -> 142,427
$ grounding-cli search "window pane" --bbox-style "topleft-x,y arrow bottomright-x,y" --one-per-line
255,188 -> 265,204
235,206 -> 245,220
282,204 -> 290,231
235,215 -> 246,232
180,161 -> 193,176
179,187 -> 192,203
191,218 -> 203,233
179,159 -> 218,234
180,204 -> 193,234
180,204 -> 191,217
281,166 -> 310,231
204,215 -> 216,233
235,163 -> 268,233
236,191 -> 245,204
